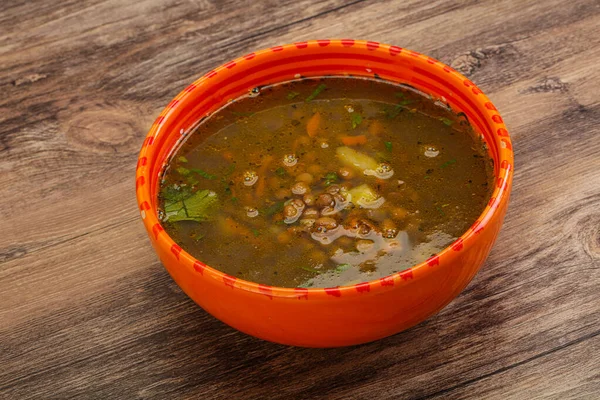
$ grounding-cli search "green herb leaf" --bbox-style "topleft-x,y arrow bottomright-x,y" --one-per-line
164,189 -> 220,223
251,228 -> 261,237
335,263 -> 352,273
377,152 -> 391,163
440,159 -> 457,169
263,201 -> 285,217
224,163 -> 236,176
305,83 -> 327,102
383,98 -> 415,119
176,167 -> 190,176
230,196 -> 239,203
351,113 -> 363,129
191,232 -> 205,242
275,167 -> 286,177
323,172 -> 339,186
300,266 -> 321,273
178,156 -> 188,163
384,141 -> 393,152
325,172 -> 338,181
395,92 -> 406,99
436,205 -> 446,216
287,91 -> 300,100
161,185 -> 193,203
383,104 -> 402,119
440,117 -> 453,126
190,168 -> 216,179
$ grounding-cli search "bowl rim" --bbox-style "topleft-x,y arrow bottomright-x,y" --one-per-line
135,39 -> 514,299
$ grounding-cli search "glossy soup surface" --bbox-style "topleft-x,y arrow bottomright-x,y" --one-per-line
158,77 -> 494,288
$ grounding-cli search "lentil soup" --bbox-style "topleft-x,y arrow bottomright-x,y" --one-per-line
158,77 -> 494,288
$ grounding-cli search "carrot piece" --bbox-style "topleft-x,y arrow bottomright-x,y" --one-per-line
375,178 -> 388,191
306,112 -> 321,137
255,155 -> 274,198
277,231 -> 292,244
341,135 -> 368,146
368,120 -> 384,136
220,217 -> 260,244
220,217 -> 250,236
292,135 -> 310,153
240,192 -> 253,204
255,178 -> 267,198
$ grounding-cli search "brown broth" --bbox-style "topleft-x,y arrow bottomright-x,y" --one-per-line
158,77 -> 494,288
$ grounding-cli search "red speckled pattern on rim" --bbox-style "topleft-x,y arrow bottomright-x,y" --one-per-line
135,40 -> 513,347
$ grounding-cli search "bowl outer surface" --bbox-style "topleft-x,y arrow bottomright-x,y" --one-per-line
136,39 -> 513,347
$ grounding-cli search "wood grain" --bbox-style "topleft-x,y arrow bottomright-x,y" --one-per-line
1,0 -> 599,398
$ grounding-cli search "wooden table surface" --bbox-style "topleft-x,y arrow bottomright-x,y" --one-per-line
2,0 -> 599,398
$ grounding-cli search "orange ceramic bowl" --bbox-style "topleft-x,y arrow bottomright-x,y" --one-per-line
136,40 -> 513,347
